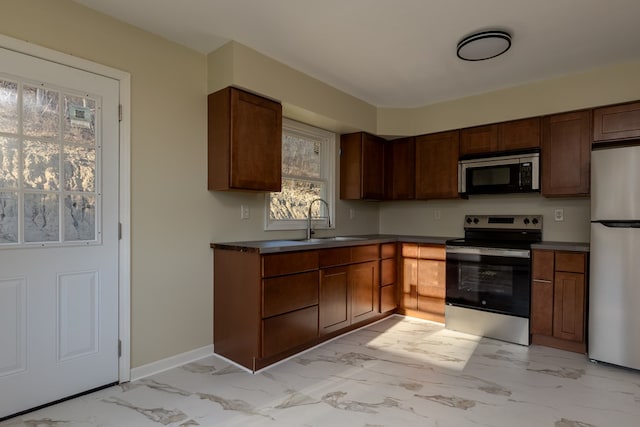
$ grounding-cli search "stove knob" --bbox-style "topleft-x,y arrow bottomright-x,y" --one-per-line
466,217 -> 473,224
532,218 -> 539,225
523,218 -> 530,225
473,217 -> 479,224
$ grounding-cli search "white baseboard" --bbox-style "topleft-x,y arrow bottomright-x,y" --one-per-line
129,345 -> 214,382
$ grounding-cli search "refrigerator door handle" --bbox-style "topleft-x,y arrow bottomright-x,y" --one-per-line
594,220 -> 640,228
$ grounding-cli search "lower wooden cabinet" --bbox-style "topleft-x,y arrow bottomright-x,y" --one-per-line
531,249 -> 588,353
213,243 -> 389,371
380,243 -> 398,313
319,246 -> 380,335
399,243 -> 446,323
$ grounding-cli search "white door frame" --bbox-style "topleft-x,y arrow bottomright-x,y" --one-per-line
0,34 -> 132,382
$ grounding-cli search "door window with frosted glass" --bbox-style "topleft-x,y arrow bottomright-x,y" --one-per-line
0,76 -> 100,246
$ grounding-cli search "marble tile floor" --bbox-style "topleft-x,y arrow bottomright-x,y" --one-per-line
2,316 -> 640,427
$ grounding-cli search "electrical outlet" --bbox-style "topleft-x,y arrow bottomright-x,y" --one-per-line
349,208 -> 355,220
554,208 -> 564,222
241,205 -> 250,220
434,209 -> 441,220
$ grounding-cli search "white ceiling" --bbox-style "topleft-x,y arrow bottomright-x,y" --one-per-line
73,0 -> 640,108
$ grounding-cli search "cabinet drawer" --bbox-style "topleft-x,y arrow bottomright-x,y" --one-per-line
262,306 -> 318,358
262,271 -> 319,318
319,247 -> 351,267
262,251 -> 318,277
555,252 -> 585,273
381,242 -> 397,259
351,244 -> 379,263
418,244 -> 445,261
401,243 -> 418,258
532,250 -> 554,281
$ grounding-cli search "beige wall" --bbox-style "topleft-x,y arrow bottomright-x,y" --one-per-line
378,60 -> 640,136
3,0 -> 637,369
1,0 -> 210,367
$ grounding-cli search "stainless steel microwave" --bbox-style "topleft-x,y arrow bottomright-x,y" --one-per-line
458,151 -> 540,195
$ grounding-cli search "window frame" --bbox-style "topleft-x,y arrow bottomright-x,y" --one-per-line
265,118 -> 335,231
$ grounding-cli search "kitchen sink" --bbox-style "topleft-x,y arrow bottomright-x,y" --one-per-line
296,236 -> 368,243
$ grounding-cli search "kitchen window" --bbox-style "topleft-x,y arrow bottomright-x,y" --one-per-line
265,118 -> 335,231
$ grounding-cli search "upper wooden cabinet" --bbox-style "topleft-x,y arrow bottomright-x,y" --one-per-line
541,110 -> 591,197
208,87 -> 282,192
593,101 -> 640,143
340,132 -> 385,200
460,124 -> 498,155
415,130 -> 460,199
384,137 -> 415,200
499,117 -> 541,151
460,118 -> 540,156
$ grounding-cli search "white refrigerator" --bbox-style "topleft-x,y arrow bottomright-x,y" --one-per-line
589,144 -> 640,370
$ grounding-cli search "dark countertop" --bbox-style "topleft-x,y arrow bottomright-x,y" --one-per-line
211,234 -> 456,254
212,235 -> 590,254
531,241 -> 590,252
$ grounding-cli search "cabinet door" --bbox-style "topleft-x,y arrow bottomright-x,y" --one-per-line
208,87 -> 282,191
350,261 -> 379,323
401,257 -> 418,310
416,258 -> 446,321
498,117 -> 541,151
415,131 -> 460,199
319,266 -> 350,334
361,133 -> 385,199
530,250 -> 554,336
385,137 -> 415,200
553,271 -> 585,342
593,101 -> 640,142
230,89 -> 282,190
541,110 -> 591,197
460,124 -> 498,156
340,132 -> 384,200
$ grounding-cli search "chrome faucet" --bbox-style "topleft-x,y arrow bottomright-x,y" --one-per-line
307,198 -> 331,239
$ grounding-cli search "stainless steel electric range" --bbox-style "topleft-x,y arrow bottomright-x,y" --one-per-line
445,214 -> 542,345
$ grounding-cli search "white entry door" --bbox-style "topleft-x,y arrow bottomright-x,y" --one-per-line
0,47 -> 120,419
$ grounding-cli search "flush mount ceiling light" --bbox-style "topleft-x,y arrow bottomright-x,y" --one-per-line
457,30 -> 512,61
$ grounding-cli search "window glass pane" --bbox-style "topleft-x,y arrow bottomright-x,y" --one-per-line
64,145 -> 96,192
0,136 -> 19,189
0,192 -> 18,243
23,85 -> 60,138
23,139 -> 60,190
64,94 -> 96,144
282,134 -> 321,179
24,193 -> 59,242
0,79 -> 18,134
64,194 -> 96,241
270,178 -> 324,220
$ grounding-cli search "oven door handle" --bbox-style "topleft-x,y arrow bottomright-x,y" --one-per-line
445,246 -> 531,259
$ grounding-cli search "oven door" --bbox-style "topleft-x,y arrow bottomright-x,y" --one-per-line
445,246 -> 531,317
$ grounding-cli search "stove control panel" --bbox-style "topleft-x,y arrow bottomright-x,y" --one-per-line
463,214 -> 543,230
